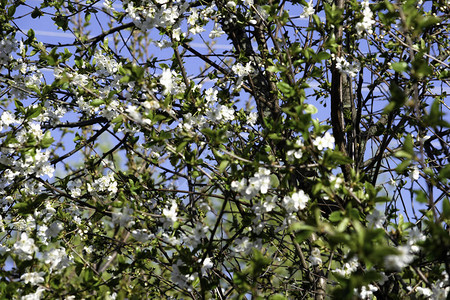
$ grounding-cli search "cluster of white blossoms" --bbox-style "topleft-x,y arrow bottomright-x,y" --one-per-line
16,62 -> 44,88
334,56 -> 361,78
309,247 -> 322,266
206,104 -> 235,123
124,0 -> 187,31
13,232 -> 38,261
94,51 -> 121,77
282,190 -> 310,213
162,199 -> 178,228
232,62 -> 254,88
20,272 -> 45,286
9,230 -> 72,273
232,237 -> 262,255
209,23 -> 225,39
171,259 -> 197,292
287,137 -> 304,161
0,110 -> 17,130
355,284 -> 378,300
112,205 -> 135,228
384,227 -> 425,271
0,34 -> 17,65
300,0 -> 315,18
87,172 -> 118,195
415,271 -> 450,299
334,256 -> 359,277
356,0 -> 375,36
43,247 -> 73,272
0,119 -> 55,185
182,222 -> 209,248
231,167 -> 273,199
160,68 -> 186,95
251,195 -> 277,234
178,112 -> 207,133
313,132 -> 335,150
366,209 -> 386,229
59,68 -> 90,87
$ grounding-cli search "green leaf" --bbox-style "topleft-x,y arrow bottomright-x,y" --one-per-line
304,104 -> 318,114
25,106 -> 41,119
41,131 -> 54,148
402,134 -> 414,158
277,81 -> 294,96
438,165 -> 450,181
270,174 -> 280,188
7,4 -> 16,17
90,99 -> 105,107
415,190 -> 427,203
219,160 -> 229,173
31,7 -> 43,18
384,82 -> 406,113
391,61 -> 408,73
329,211 -> 343,222
442,198 -> 450,220
53,15 -> 69,31
412,57 -> 432,79
325,151 -> 353,165
425,99 -> 450,127
316,51 -> 331,62
395,159 -> 411,174
269,295 -> 288,300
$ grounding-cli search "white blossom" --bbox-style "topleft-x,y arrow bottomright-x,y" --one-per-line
13,232 -> 37,260
309,248 -> 322,266
131,229 -> 154,242
94,51 -> 120,76
0,35 -> 17,64
313,132 -> 335,150
160,68 -> 186,95
287,138 -> 304,160
21,287 -> 45,300
334,257 -> 359,277
171,259 -> 197,291
232,237 -> 252,254
356,0 -> 375,36
232,62 -> 254,77
42,248 -> 72,271
384,245 -> 414,271
163,200 -> 178,228
20,272 -> 45,285
300,0 -> 315,18
282,190 -> 309,212
407,227 -> 426,253
416,287 -> 433,298
112,206 -> 135,228
355,284 -> 378,300
232,168 -> 273,199
209,24 -> 225,39
88,172 -> 118,195
335,56 -> 361,78
247,112 -> 258,126
1,111 -> 17,128
207,104 -> 234,122
367,209 -> 386,229
410,165 -> 420,181
201,257 -> 213,275
430,271 -> 450,299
